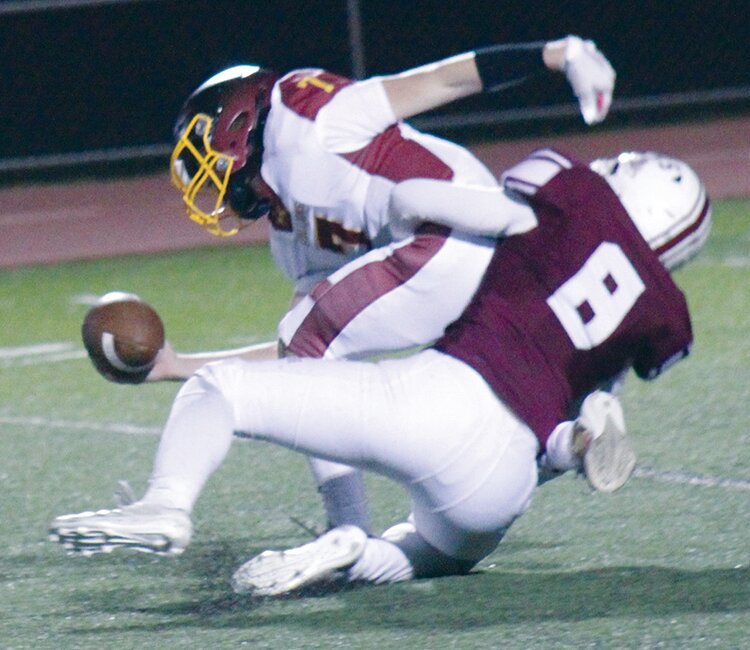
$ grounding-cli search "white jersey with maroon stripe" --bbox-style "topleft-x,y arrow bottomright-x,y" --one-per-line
260,68 -> 502,359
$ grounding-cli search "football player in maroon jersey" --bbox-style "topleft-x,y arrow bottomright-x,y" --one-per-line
51,148 -> 710,596
151,35 -> 615,537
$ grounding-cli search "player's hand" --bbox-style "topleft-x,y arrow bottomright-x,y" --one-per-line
145,340 -> 177,382
562,36 -> 615,125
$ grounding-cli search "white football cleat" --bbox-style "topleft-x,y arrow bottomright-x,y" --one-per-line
49,502 -> 192,556
232,525 -> 367,596
572,391 -> 636,492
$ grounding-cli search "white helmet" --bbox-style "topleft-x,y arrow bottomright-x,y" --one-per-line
591,152 -> 711,270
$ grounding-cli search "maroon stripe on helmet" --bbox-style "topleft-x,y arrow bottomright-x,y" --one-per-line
286,224 -> 451,357
342,126 -> 454,182
654,194 -> 711,258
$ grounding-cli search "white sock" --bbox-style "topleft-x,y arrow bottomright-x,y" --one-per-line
543,420 -> 579,472
348,537 -> 414,584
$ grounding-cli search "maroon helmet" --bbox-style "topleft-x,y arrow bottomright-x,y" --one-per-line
171,65 -> 279,235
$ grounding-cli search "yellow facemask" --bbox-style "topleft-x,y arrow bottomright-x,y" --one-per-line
170,113 -> 246,237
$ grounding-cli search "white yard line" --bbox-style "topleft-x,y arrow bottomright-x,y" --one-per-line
694,254 -> 750,268
723,256 -> 750,268
633,466 -> 750,491
0,414 -> 160,436
3,412 -> 750,491
0,342 -> 76,359
1,350 -> 88,367
0,342 -> 87,368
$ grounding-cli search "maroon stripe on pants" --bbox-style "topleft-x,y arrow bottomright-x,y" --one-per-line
287,224 -> 451,358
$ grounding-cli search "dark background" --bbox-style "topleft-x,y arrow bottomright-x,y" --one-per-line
0,0 -> 747,166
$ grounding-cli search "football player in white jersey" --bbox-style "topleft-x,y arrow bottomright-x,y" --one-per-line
149,36 -> 616,536
51,149 -> 711,596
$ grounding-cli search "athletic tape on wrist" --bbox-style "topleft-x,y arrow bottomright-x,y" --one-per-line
474,42 -> 547,92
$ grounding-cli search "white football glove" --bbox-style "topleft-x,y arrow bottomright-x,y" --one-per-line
562,36 -> 616,125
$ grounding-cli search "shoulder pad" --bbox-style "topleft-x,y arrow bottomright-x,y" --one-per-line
501,149 -> 573,197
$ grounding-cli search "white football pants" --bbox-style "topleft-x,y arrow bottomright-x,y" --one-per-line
278,227 -> 495,498
143,349 -> 539,567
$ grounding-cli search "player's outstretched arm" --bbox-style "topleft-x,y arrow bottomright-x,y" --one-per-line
317,36 -> 613,155
381,35 -> 615,125
146,340 -> 281,382
389,179 -> 537,237
146,291 -> 306,382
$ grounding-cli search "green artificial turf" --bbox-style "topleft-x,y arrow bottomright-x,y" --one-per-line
1,201 -> 748,649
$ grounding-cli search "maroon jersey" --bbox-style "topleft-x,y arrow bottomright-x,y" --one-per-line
435,150 -> 693,448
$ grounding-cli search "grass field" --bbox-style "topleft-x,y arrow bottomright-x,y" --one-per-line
1,200 -> 749,649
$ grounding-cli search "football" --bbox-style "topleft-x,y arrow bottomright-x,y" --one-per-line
82,292 -> 165,384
